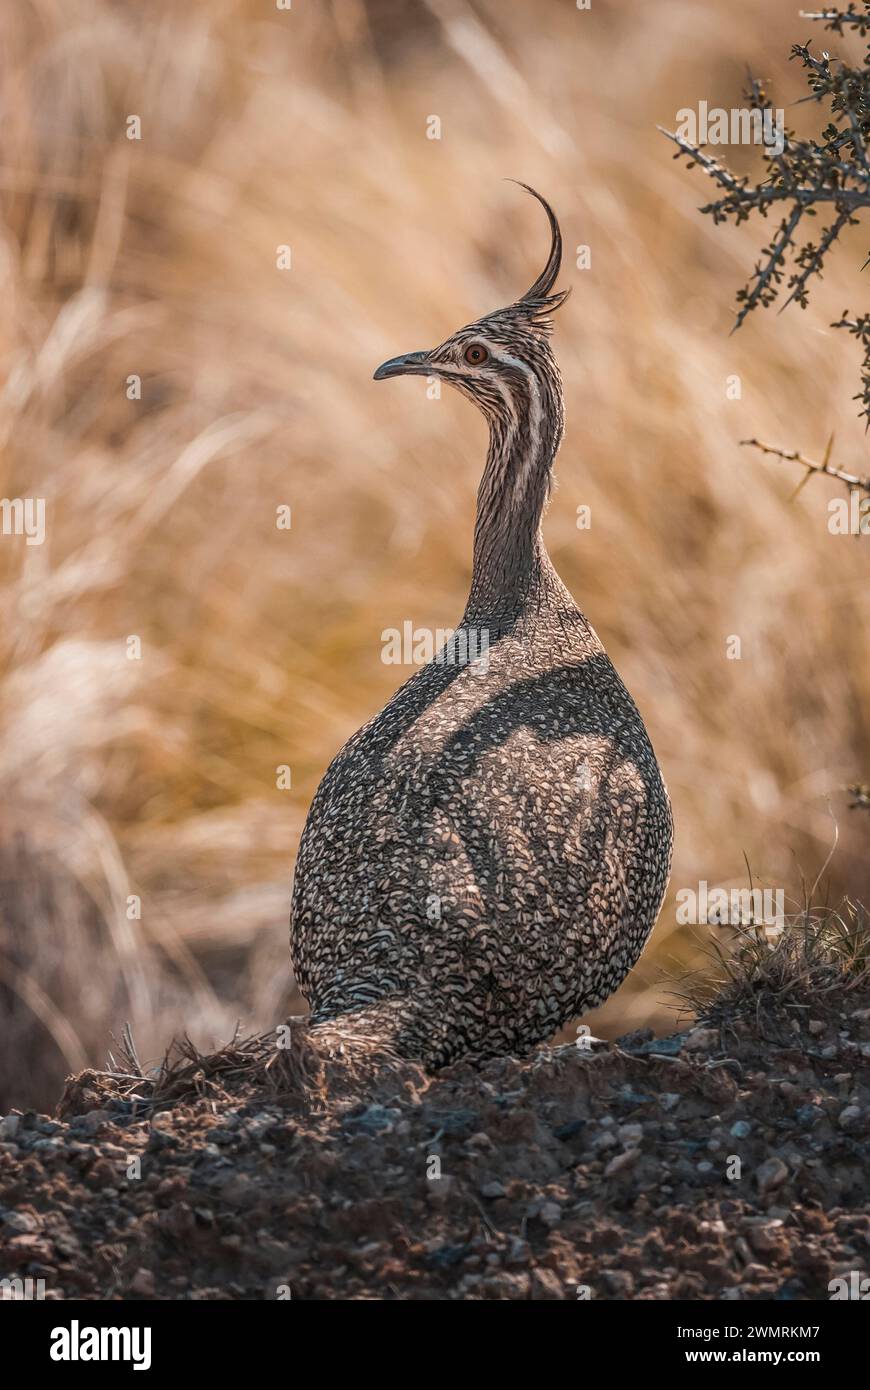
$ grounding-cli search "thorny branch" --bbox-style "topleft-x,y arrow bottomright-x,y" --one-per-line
661,3 -> 870,424
669,7 -> 870,815
740,434 -> 870,495
798,7 -> 870,36
741,437 -> 867,818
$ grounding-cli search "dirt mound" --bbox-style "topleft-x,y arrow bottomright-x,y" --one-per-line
1,997 -> 869,1300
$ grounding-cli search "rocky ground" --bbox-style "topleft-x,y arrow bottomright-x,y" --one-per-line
1,989 -> 869,1300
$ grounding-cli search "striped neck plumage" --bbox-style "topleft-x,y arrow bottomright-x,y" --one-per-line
371,184 -> 572,624
465,362 -> 564,621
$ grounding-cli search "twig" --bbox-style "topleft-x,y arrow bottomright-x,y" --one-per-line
656,126 -> 750,198
799,9 -> 870,33
741,435 -> 870,495
734,205 -> 805,332
779,208 -> 853,311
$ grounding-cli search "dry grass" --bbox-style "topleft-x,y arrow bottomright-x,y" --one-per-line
681,895 -> 870,1035
0,0 -> 867,1111
57,1018 -> 423,1119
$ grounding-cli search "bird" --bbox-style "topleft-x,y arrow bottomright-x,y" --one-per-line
290,185 -> 673,1069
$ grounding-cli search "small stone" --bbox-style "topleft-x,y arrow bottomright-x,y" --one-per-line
130,1268 -> 155,1297
539,1201 -> 562,1227
683,1028 -> 719,1052
244,1113 -> 276,1139
31,1138 -> 65,1156
6,1233 -> 53,1265
618,1123 -> 643,1147
505,1236 -> 530,1266
479,1180 -> 506,1200
208,1128 -> 236,1146
530,1268 -> 565,1300
468,1132 -> 495,1151
591,1130 -> 618,1153
699,1219 -> 727,1236
553,1119 -> 585,1141
730,1120 -> 752,1138
73,1109 -> 112,1135
604,1149 -> 640,1177
659,1093 -> 681,1112
0,1115 -> 21,1141
838,1105 -> 862,1131
342,1104 -> 400,1136
808,1019 -> 825,1036
756,1157 -> 789,1195
744,1218 -> 784,1253
99,1142 -> 128,1161
600,1269 -> 634,1296
1,1210 -> 40,1234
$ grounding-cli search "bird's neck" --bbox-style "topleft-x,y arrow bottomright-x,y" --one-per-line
465,389 -> 564,623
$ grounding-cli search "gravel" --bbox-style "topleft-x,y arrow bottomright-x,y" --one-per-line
0,1000 -> 868,1300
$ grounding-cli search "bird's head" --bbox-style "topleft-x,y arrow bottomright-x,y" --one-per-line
373,184 -> 569,426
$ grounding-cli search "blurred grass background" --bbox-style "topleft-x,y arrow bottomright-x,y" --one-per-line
0,0 -> 867,1110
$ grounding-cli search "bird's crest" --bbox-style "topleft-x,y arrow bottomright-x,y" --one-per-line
508,181 -> 571,330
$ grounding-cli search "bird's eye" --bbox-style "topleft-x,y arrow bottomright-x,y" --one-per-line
464,344 -> 488,365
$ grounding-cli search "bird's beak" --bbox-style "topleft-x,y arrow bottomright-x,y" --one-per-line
373,350 -> 431,381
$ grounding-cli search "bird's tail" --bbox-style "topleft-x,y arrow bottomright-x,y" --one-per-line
268,1000 -> 431,1107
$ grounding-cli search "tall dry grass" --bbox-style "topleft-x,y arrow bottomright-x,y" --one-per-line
0,0 -> 867,1109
